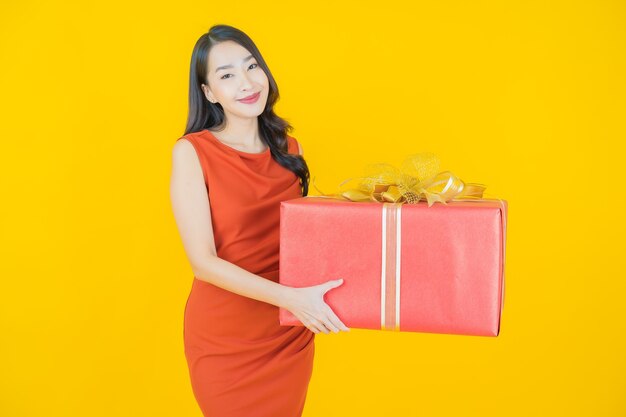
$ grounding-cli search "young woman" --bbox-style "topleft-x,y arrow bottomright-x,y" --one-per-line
169,24 -> 349,416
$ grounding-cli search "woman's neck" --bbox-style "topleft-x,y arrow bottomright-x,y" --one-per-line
209,118 -> 267,152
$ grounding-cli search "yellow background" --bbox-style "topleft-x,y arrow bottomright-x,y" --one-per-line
1,0 -> 624,416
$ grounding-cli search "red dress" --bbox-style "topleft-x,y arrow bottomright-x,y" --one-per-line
177,129 -> 315,417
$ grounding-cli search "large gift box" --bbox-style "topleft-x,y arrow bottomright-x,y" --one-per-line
278,196 -> 508,337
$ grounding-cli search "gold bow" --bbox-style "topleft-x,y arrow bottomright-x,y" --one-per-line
311,152 -> 487,207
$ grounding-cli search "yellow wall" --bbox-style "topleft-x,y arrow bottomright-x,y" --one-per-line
1,1 -> 624,416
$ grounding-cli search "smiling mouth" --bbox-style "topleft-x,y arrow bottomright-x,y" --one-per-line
239,92 -> 260,101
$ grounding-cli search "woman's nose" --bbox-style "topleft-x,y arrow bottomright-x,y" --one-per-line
239,72 -> 253,89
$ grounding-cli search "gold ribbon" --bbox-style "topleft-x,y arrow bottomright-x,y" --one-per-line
310,152 -> 488,207
381,202 -> 402,331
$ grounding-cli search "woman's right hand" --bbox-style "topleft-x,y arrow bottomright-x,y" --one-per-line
282,279 -> 350,334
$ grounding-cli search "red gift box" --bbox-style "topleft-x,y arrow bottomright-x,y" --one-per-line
278,196 -> 508,337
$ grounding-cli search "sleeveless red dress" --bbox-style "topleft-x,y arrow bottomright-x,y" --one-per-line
177,129 -> 315,417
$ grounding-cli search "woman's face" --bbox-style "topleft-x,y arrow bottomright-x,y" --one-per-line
203,41 -> 269,122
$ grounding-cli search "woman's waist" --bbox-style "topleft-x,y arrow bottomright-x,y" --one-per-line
189,271 -> 280,302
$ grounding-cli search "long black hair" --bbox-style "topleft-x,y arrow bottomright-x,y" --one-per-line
184,24 -> 310,197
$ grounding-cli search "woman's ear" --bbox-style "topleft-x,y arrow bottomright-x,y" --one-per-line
201,84 -> 215,103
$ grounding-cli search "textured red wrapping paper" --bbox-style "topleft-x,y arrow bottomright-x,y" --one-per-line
278,196 -> 508,337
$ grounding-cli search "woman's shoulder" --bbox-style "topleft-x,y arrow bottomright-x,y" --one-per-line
285,135 -> 301,155
177,129 -> 207,143
286,135 -> 304,155
172,130 -> 209,167
174,130 -> 214,157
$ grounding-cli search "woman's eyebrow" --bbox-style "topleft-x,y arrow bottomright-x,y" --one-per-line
215,55 -> 254,72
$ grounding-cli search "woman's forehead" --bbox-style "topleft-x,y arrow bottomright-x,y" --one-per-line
208,41 -> 253,71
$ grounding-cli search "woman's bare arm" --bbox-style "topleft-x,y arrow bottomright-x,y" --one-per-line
169,138 -> 291,308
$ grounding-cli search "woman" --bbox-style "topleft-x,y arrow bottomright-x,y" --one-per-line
169,24 -> 349,417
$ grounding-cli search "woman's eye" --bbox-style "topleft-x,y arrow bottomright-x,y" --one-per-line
220,64 -> 257,80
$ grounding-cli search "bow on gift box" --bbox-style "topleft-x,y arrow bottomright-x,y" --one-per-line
310,152 -> 488,207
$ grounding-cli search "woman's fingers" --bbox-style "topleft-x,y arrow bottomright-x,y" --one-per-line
288,285 -> 349,334
301,311 -> 328,334
325,306 -> 349,332
322,313 -> 340,333
304,310 -> 340,334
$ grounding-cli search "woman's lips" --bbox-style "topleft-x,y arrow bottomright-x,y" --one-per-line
238,92 -> 260,104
